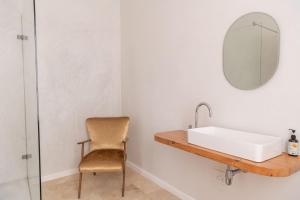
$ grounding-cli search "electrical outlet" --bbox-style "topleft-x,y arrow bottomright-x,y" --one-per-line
214,166 -> 225,183
216,174 -> 225,183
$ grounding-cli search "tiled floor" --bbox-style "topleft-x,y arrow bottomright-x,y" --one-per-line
42,167 -> 180,200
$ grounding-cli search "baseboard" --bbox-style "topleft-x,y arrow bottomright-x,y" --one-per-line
41,168 -> 78,183
127,161 -> 195,200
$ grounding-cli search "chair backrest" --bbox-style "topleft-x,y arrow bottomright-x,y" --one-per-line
86,117 -> 129,151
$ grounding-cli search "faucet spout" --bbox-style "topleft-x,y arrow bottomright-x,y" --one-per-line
195,102 -> 212,128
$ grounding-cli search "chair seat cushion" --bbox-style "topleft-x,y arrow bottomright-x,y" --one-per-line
79,149 -> 124,173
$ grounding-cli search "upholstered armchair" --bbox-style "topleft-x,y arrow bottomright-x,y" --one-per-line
77,117 -> 129,198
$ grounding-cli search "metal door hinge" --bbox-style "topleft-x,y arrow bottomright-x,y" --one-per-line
22,154 -> 32,160
17,35 -> 28,40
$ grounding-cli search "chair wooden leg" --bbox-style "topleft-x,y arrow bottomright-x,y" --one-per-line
78,173 -> 83,199
122,164 -> 125,197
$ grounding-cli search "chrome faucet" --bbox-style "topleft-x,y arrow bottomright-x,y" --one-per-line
195,102 -> 212,128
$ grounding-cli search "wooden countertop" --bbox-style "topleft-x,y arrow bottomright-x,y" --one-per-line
154,130 -> 300,177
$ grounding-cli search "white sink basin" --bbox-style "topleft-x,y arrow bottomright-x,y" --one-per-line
187,126 -> 282,162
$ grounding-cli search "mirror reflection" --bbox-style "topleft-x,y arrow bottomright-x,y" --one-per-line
223,12 -> 280,90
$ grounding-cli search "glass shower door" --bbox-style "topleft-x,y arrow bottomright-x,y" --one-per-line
22,0 -> 41,199
0,3 -> 28,197
0,0 -> 40,199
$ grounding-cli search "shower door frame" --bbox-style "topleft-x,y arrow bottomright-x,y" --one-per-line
32,0 -> 42,199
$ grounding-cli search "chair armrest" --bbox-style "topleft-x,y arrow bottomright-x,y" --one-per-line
122,137 -> 129,143
122,137 -> 129,161
77,139 -> 91,159
77,139 -> 91,145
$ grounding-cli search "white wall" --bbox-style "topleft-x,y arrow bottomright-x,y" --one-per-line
36,0 -> 122,176
121,0 -> 300,200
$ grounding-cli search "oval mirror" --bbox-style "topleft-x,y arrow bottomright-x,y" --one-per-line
223,12 -> 280,90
